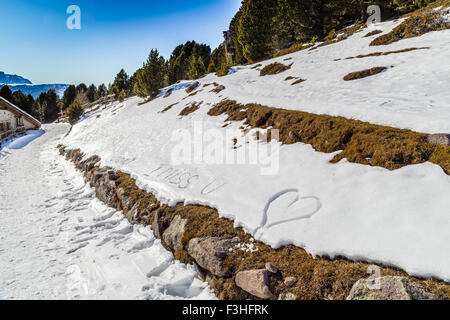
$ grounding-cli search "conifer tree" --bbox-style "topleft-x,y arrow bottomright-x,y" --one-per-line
64,100 -> 83,125
43,89 -> 60,122
133,49 -> 166,98
0,85 -> 14,103
86,84 -> 97,103
111,69 -> 130,98
238,0 -> 277,61
97,84 -> 107,98
62,85 -> 77,110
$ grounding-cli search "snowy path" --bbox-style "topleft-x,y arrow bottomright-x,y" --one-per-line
0,125 -> 214,300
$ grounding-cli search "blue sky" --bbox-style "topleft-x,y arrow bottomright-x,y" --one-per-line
0,0 -> 241,85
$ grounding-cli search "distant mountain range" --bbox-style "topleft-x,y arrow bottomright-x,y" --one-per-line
0,71 -> 68,98
0,71 -> 32,85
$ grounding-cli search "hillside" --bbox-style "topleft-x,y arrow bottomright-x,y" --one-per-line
61,4 -> 450,300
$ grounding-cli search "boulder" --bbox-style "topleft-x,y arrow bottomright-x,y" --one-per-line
284,277 -> 297,287
91,170 -> 106,185
235,269 -> 272,299
164,88 -> 174,98
278,292 -> 297,300
108,171 -> 119,181
427,134 -> 450,146
162,215 -> 187,250
95,172 -> 117,207
187,237 -> 240,277
152,210 -> 163,239
125,203 -> 140,224
116,187 -> 130,211
185,81 -> 200,94
265,262 -> 278,274
289,131 -> 301,143
347,276 -> 436,300
81,156 -> 99,172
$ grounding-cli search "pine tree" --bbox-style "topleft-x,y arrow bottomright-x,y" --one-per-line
133,49 -> 166,98
62,85 -> 77,110
97,84 -> 107,98
86,84 -> 97,103
238,0 -> 277,61
207,59 -> 216,74
216,60 -> 230,77
111,69 -> 129,97
64,100 -> 83,125
43,89 -> 60,122
76,83 -> 87,93
0,85 -> 14,103
12,90 -> 34,116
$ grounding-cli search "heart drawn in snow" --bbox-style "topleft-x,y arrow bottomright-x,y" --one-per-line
256,189 -> 322,232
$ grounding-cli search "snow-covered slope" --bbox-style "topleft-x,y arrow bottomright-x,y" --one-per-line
64,16 -> 450,282
0,125 -> 214,300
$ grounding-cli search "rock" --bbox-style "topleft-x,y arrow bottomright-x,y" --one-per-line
72,152 -> 83,163
125,203 -> 140,224
164,88 -> 174,98
187,237 -> 240,277
289,131 -> 301,142
347,276 -> 436,300
116,187 -> 130,210
185,81 -> 200,93
95,172 -> 117,207
108,173 -> 120,181
278,292 -> 297,300
81,156 -> 99,172
162,215 -> 187,250
235,269 -> 272,299
92,170 -> 106,185
427,134 -> 450,146
152,210 -> 163,239
265,262 -> 278,274
284,277 -> 297,287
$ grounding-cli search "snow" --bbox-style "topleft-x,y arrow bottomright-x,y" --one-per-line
0,124 -> 214,300
1,130 -> 45,150
63,15 -> 450,283
158,81 -> 196,98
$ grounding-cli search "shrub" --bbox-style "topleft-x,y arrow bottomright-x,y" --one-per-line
64,100 -> 83,125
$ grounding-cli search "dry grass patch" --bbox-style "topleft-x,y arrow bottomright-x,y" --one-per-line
160,103 -> 178,113
292,79 -> 306,85
260,62 -> 292,76
371,7 -> 450,46
273,43 -> 313,58
343,67 -> 387,81
364,30 -> 383,37
208,100 -> 450,175
350,47 -> 429,59
179,101 -> 202,116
